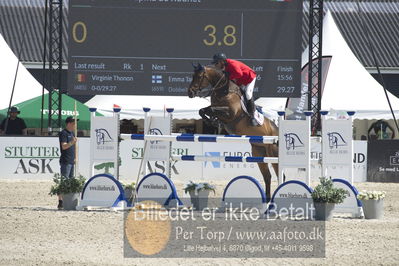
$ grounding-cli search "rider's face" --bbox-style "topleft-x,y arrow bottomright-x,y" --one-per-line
214,61 -> 224,70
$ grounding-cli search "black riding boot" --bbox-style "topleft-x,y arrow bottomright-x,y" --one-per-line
247,98 -> 258,126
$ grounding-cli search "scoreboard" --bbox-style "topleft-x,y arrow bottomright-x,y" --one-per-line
68,0 -> 303,97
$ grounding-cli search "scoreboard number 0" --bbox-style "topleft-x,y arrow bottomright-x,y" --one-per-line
72,21 -> 87,43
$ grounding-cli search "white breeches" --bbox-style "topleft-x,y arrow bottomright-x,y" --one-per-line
241,77 -> 256,100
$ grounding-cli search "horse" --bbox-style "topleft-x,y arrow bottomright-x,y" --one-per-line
188,63 -> 279,201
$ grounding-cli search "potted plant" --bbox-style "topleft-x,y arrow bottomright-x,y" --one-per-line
49,174 -> 86,210
184,181 -> 216,210
120,181 -> 136,206
311,177 -> 348,221
357,190 -> 386,219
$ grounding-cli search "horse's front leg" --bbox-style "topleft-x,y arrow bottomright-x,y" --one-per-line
199,106 -> 215,122
200,106 -> 224,127
210,106 -> 231,120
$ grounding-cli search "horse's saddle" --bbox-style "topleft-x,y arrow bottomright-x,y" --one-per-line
240,96 -> 265,126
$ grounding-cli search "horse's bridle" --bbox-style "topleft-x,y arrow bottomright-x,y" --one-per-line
192,67 -> 228,98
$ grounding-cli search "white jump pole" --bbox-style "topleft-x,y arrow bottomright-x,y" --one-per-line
113,107 -> 121,180
122,134 -> 278,144
89,108 -> 96,178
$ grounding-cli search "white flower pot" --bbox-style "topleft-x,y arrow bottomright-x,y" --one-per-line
362,199 -> 384,219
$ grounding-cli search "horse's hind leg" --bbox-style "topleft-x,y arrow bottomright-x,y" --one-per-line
252,145 -> 272,202
271,163 -> 280,183
266,144 -> 280,184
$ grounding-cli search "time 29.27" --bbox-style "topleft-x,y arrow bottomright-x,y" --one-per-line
277,86 -> 295,94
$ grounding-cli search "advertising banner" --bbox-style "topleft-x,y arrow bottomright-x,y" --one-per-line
0,137 -> 368,183
321,118 -> 353,184
310,139 -> 367,182
322,120 -> 352,166
367,140 -> 399,182
286,56 -> 332,120
0,137 -> 90,180
90,116 -> 118,161
279,120 -> 310,167
143,116 -> 171,161
121,139 -> 204,181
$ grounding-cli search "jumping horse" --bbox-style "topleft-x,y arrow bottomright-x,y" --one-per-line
188,64 -> 279,201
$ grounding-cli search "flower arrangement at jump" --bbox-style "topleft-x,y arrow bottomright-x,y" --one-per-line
184,181 -> 216,210
120,181 -> 136,191
184,181 -> 216,195
49,173 -> 86,210
357,190 -> 386,219
49,173 -> 86,196
311,177 -> 348,204
357,190 -> 386,201
311,177 -> 348,220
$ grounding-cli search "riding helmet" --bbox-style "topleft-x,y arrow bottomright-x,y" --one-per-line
212,53 -> 227,64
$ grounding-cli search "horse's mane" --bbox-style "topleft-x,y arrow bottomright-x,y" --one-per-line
203,65 -> 225,78
204,65 -> 240,95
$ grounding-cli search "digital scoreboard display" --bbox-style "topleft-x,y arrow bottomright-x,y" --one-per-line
68,0 -> 303,97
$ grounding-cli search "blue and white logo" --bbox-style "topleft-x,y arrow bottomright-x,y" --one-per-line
327,132 -> 347,149
284,133 -> 305,150
95,128 -> 113,145
149,128 -> 162,144
204,152 -> 220,168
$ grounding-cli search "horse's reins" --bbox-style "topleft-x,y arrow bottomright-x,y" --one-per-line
211,72 -> 228,91
195,67 -> 228,97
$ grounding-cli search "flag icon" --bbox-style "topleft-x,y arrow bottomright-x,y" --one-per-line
152,75 -> 162,84
76,74 -> 86,82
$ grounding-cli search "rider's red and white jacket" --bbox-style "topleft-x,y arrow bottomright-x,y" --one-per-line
224,59 -> 256,86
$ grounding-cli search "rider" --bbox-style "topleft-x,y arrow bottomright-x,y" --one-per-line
212,53 -> 258,126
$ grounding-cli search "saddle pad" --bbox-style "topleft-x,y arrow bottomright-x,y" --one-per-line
240,96 -> 265,126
